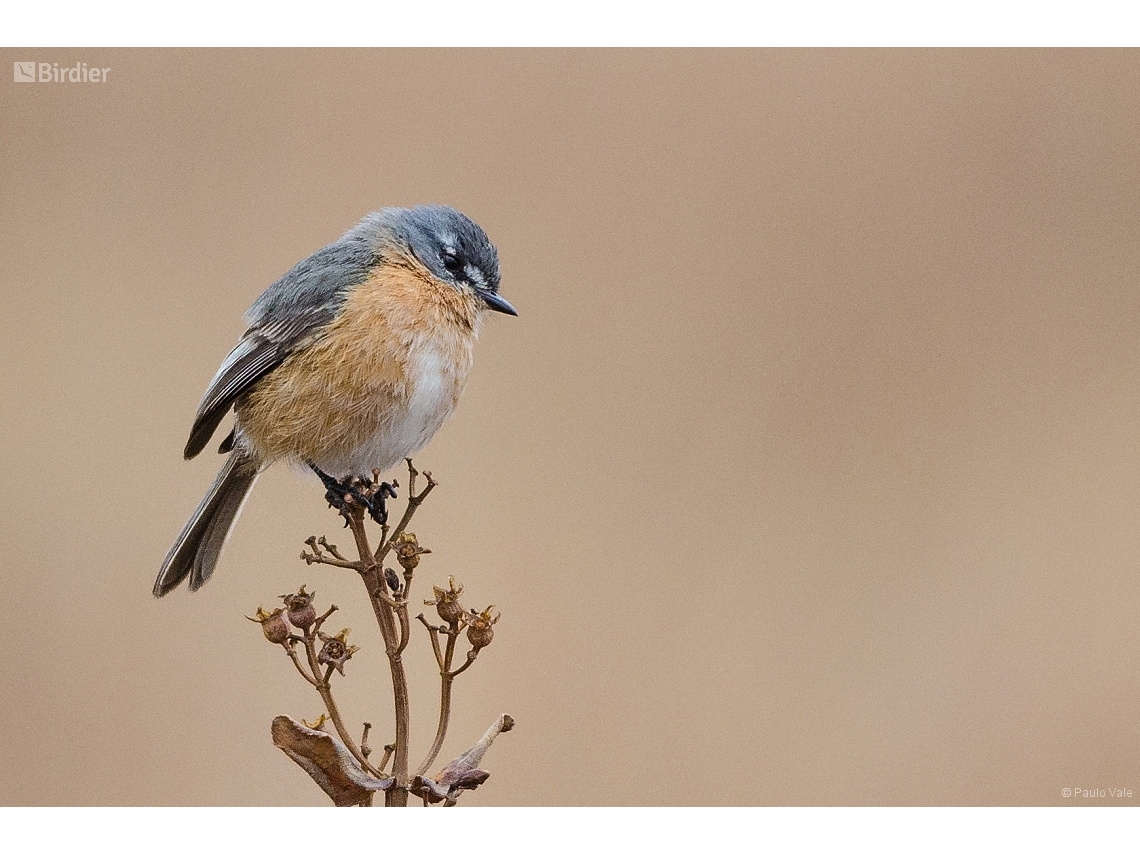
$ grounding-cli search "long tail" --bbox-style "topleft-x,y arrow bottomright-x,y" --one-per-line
154,451 -> 261,597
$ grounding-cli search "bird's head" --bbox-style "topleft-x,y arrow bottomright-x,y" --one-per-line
377,204 -> 517,316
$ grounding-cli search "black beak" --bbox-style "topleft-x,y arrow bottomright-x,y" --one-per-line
480,289 -> 518,316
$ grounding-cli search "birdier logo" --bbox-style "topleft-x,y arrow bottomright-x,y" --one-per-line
13,61 -> 110,83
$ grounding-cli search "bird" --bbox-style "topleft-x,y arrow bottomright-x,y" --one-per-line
154,205 -> 516,597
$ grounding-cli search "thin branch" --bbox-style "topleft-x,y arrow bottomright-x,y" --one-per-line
448,650 -> 479,679
416,614 -> 445,670
285,643 -> 319,686
360,722 -> 372,759
444,628 -> 458,673
415,675 -> 455,777
377,744 -> 395,774
268,456 -> 513,808
297,625 -> 381,778
313,605 -> 338,632
372,586 -> 401,610
344,504 -> 412,807
317,536 -> 351,562
375,459 -> 437,563
396,601 -> 411,655
314,680 -> 384,778
415,623 -> 463,776
300,551 -> 360,570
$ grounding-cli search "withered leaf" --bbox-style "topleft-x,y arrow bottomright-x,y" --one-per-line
271,715 -> 393,806
437,713 -> 514,785
413,713 -> 514,805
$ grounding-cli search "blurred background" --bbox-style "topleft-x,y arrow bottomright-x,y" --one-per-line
1,49 -> 1139,805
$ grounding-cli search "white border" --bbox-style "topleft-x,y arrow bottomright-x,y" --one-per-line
2,1 -> 1140,47
4,807 -> 1139,853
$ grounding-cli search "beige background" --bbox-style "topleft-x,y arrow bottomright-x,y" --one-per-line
1,49 -> 1139,806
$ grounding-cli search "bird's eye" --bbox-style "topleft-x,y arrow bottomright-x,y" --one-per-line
441,252 -> 462,273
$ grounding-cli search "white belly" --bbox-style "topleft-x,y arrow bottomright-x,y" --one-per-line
316,341 -> 468,477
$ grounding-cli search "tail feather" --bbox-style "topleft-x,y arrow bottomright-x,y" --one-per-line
154,452 -> 260,597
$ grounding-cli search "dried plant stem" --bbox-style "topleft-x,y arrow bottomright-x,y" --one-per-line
296,627 -> 380,777
344,503 -> 412,807
285,643 -> 318,687
360,722 -> 372,759
418,675 -> 455,777
396,604 -> 411,655
416,625 -> 459,776
378,743 -> 395,773
416,614 -> 445,668
448,651 -> 478,679
375,460 -> 436,564
414,618 -> 477,776
267,459 -> 509,807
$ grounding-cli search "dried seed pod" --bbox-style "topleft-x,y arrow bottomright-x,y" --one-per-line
391,531 -> 431,571
466,606 -> 500,652
425,576 -> 465,626
317,628 -> 360,675
385,567 -> 401,594
247,606 -> 290,645
281,584 -> 317,630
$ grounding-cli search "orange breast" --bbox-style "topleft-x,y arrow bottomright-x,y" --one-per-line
236,256 -> 482,474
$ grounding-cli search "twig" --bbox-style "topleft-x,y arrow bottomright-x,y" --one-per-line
344,503 -> 412,807
285,643 -> 319,687
296,625 -> 382,778
448,650 -> 479,679
301,552 -> 359,569
262,459 -> 510,806
416,673 -> 455,777
372,586 -> 401,610
313,605 -> 338,631
378,743 -> 395,774
416,614 -> 445,670
375,459 -> 437,563
318,536 -> 351,562
415,621 -> 466,776
360,722 -> 372,759
396,599 -> 411,655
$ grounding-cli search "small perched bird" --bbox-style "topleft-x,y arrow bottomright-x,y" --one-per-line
154,205 -> 516,597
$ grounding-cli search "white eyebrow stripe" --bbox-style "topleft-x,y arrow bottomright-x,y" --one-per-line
465,264 -> 486,287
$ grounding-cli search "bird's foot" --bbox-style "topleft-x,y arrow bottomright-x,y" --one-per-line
308,463 -> 397,527
366,478 -> 398,526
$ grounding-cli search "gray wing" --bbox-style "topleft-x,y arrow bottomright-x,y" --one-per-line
183,231 -> 379,460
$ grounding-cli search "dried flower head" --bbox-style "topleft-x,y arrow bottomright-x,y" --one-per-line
281,584 -> 317,630
317,628 -> 360,675
425,576 -> 465,626
247,606 -> 290,645
391,531 -> 431,571
466,606 -> 500,652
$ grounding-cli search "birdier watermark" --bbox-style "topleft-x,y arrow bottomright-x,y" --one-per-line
1061,786 -> 1133,799
13,61 -> 110,83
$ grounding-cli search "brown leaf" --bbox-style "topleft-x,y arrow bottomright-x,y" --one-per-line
412,714 -> 514,805
271,715 -> 393,806
437,713 -> 514,785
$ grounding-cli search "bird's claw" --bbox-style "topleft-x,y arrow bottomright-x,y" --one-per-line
309,462 -> 397,526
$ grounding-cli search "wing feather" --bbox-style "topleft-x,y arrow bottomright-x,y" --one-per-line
182,228 -> 379,460
183,312 -> 325,459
